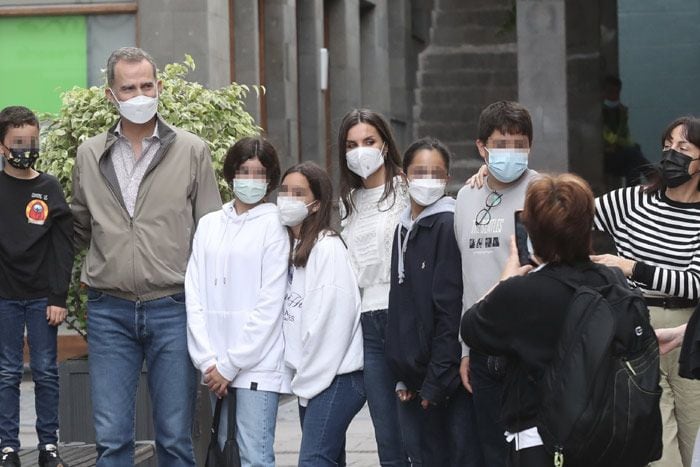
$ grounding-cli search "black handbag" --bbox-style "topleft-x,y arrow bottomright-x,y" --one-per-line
205,393 -> 242,467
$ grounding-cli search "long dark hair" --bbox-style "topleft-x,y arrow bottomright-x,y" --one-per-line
338,109 -> 403,219
282,162 -> 338,268
644,115 -> 700,193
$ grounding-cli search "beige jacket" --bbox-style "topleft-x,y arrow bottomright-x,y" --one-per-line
71,117 -> 222,301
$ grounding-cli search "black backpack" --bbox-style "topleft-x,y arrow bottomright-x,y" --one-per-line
536,265 -> 662,467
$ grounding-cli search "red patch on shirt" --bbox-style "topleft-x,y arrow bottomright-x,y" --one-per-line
26,199 -> 48,225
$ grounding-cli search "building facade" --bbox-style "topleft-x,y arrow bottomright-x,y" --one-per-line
2,0 -> 694,192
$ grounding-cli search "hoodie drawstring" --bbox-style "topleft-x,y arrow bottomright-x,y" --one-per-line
397,224 -> 411,284
214,205 -> 250,287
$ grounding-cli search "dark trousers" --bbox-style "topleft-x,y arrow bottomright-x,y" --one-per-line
360,310 -> 407,466
507,445 -> 550,467
470,350 -> 509,467
398,385 -> 484,466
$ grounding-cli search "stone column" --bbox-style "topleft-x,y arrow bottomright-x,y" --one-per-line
516,0 -> 568,173
138,0 -> 230,89
232,0 -> 262,123
565,0 -> 604,192
263,0 -> 300,168
326,0 -> 361,183
516,0 -> 605,192
359,0 -> 390,116
297,0 -> 327,168
387,0 -> 413,148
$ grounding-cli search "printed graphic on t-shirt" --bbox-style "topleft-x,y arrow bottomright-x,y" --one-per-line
468,217 -> 503,251
284,289 -> 302,323
25,198 -> 49,225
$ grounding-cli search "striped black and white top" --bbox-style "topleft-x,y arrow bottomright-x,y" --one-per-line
595,186 -> 700,299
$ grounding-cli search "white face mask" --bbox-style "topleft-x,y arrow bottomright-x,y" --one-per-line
277,196 -> 313,226
109,88 -> 159,124
408,178 -> 446,206
346,144 -> 385,179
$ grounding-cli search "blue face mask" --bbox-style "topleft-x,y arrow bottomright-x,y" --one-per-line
231,178 -> 268,204
486,148 -> 529,183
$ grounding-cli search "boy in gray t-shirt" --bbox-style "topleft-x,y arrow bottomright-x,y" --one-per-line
453,100 -> 539,466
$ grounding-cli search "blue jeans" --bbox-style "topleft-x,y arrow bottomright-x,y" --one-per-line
298,371 -> 366,467
87,290 -> 196,467
398,385 -> 484,466
470,350 -> 508,467
209,388 -> 279,467
0,298 -> 58,450
361,309 -> 408,466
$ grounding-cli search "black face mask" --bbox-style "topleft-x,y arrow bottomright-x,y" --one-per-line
660,149 -> 699,188
4,148 -> 39,170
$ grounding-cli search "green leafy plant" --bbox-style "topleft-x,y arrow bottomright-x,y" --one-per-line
497,0 -> 517,36
37,55 -> 261,338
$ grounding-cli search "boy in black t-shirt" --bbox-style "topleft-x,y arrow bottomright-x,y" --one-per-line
0,106 -> 72,467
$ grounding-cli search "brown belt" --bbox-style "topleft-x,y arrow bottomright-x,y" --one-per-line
644,296 -> 698,309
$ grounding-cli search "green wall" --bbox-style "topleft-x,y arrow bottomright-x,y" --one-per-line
0,16 -> 87,114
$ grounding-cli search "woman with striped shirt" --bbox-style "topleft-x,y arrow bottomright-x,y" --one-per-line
592,116 -> 700,467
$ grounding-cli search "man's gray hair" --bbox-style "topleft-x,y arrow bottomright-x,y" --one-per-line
106,47 -> 158,87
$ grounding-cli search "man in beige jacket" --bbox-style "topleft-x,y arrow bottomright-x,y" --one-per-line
71,47 -> 221,467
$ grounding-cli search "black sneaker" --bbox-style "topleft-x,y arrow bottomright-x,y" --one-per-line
0,448 -> 20,467
38,444 -> 67,467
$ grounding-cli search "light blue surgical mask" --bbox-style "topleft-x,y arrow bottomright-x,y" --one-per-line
231,178 -> 268,204
485,148 -> 529,183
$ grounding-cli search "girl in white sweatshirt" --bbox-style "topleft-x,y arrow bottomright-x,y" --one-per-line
185,137 -> 291,467
278,162 -> 365,467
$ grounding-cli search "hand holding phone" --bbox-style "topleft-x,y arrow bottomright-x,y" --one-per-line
514,210 -> 533,266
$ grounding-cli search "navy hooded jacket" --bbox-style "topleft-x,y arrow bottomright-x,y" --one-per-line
386,197 -> 463,404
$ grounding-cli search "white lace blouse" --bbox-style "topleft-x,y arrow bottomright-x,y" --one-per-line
341,177 -> 409,312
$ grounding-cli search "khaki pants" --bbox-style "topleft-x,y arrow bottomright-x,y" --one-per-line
649,306 -> 700,467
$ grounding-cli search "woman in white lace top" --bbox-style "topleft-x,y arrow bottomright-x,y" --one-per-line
337,108 -> 409,466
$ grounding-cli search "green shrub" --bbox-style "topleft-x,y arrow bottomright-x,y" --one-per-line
37,55 -> 261,337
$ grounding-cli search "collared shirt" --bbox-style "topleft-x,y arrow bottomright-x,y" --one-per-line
111,120 -> 161,217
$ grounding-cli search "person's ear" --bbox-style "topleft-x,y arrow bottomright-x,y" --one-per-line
105,87 -> 118,105
476,140 -> 488,161
310,200 -> 320,213
156,80 -> 163,96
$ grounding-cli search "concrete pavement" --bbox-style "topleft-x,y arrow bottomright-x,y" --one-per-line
19,379 -> 380,466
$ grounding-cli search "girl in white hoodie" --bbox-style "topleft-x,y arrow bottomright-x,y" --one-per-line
278,162 -> 365,466
185,137 -> 291,467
